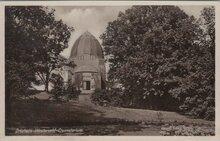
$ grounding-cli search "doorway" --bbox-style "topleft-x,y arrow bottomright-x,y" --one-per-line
83,81 -> 91,90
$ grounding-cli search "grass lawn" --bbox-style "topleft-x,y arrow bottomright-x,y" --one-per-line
5,95 -> 214,135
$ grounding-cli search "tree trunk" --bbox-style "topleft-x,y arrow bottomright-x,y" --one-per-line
45,73 -> 49,92
45,83 -> 48,92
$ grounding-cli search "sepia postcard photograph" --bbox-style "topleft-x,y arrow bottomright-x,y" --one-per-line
0,0 -> 219,139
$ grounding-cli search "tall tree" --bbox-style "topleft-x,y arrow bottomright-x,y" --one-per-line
5,6 -> 74,126
101,6 -> 215,120
5,6 -> 74,93
101,6 -> 202,110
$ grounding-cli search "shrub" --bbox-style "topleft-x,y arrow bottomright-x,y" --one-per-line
160,125 -> 215,136
205,107 -> 215,120
50,73 -> 65,101
179,95 -> 215,120
91,88 -> 125,107
51,75 -> 81,102
107,88 -> 124,106
64,80 -> 81,101
91,89 -> 108,105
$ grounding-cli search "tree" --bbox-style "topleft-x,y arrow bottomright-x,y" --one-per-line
101,6 -> 215,120
176,7 -> 215,120
5,6 -> 73,125
101,6 -> 202,110
6,6 -> 74,92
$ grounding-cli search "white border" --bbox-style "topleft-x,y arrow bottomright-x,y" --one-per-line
0,1 -> 219,141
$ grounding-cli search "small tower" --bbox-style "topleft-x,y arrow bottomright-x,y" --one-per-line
67,31 -> 106,93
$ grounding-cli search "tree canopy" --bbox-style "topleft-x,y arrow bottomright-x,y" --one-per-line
5,6 -> 73,98
101,6 -> 215,120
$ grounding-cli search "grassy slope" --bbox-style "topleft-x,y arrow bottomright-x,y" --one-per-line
7,96 -> 214,128
6,94 -> 214,135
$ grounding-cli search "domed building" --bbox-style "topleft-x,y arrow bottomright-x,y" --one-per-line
63,31 -> 106,93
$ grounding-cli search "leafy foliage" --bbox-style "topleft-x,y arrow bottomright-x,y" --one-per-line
5,6 -> 74,93
176,7 -> 215,120
91,89 -> 109,105
5,6 -> 74,126
160,125 -> 215,136
107,88 -> 124,106
5,7 -> 41,99
65,80 -> 81,101
50,75 -> 81,101
101,6 -> 215,119
91,88 -> 125,106
50,73 -> 65,101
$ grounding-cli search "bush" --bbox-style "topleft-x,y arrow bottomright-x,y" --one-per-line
179,95 -> 215,120
8,81 -> 30,100
91,88 -> 125,107
64,80 -> 81,101
205,107 -> 215,120
160,125 -> 215,136
107,88 -> 124,106
51,75 -> 81,101
50,73 -> 65,101
91,89 -> 108,105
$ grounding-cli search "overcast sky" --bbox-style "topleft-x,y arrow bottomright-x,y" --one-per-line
51,6 -> 206,58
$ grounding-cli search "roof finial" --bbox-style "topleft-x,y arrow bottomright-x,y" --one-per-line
84,30 -> 91,36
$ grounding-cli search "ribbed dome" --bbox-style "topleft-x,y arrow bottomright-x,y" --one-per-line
70,31 -> 104,59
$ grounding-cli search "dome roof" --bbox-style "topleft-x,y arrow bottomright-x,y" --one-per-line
70,31 -> 104,59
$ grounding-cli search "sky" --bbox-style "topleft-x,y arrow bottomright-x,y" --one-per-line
51,6 -> 206,59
